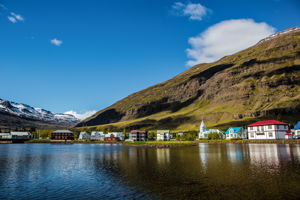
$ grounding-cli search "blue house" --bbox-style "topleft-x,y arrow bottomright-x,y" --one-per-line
225,127 -> 246,140
292,121 -> 300,137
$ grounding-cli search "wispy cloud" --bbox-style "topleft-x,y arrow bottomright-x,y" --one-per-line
64,110 -> 97,121
172,2 -> 209,21
7,16 -> 17,23
186,19 -> 275,66
0,3 -> 7,10
50,38 -> 63,46
11,12 -> 24,21
7,11 -> 24,23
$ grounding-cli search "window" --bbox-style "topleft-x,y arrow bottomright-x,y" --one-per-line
269,132 -> 273,137
268,125 -> 272,129
250,127 -> 253,131
230,134 -> 233,137
250,133 -> 254,138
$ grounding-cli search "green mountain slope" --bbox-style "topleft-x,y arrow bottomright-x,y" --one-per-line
77,27 -> 300,131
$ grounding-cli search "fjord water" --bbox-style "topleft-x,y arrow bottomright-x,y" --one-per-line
0,144 -> 300,200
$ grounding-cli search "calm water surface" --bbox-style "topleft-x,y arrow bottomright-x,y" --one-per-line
0,143 -> 300,200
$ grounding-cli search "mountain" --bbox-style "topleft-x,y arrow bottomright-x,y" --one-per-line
0,98 -> 80,129
77,27 -> 300,131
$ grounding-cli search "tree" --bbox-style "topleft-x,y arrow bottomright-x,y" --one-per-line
208,132 -> 221,140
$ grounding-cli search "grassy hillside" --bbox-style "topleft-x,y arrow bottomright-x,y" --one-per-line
77,27 -> 300,132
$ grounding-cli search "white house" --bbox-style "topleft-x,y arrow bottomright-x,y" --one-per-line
198,120 -> 222,139
247,120 -> 290,139
0,133 -> 12,139
157,130 -> 171,141
79,132 -> 90,140
292,121 -> 300,137
106,132 -> 124,141
10,132 -> 33,139
225,127 -> 246,140
91,131 -> 105,140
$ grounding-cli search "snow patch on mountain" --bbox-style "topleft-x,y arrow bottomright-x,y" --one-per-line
64,110 -> 97,121
0,98 -> 80,124
258,27 -> 300,44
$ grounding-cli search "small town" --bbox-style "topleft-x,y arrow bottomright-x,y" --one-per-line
1,120 -> 300,144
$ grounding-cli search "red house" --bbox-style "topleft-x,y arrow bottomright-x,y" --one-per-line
104,133 -> 118,141
247,120 -> 289,139
51,130 -> 74,141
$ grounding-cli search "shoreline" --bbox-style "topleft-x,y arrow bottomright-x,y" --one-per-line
13,139 -> 300,146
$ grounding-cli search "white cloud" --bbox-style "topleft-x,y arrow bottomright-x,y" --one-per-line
11,12 -> 24,21
8,16 -> 17,23
7,12 -> 24,23
50,38 -> 63,46
172,2 -> 209,21
64,110 -> 97,121
186,19 -> 276,66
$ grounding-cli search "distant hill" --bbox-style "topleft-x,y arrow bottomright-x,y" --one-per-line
0,98 -> 80,129
77,27 -> 300,131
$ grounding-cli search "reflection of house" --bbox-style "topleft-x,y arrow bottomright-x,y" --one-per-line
129,130 -> 148,141
157,130 -> 170,141
198,120 -> 221,139
156,149 -> 170,164
247,120 -> 289,139
105,132 -> 124,141
91,131 -> 105,140
292,121 -> 300,137
249,144 -> 280,168
51,130 -> 74,141
225,127 -> 246,139
79,132 -> 90,140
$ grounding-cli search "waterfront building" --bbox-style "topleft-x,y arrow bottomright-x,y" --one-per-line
0,133 -> 12,139
157,130 -> 171,141
91,131 -> 105,140
292,121 -> 300,137
129,130 -> 148,141
198,120 -> 222,139
79,132 -> 90,140
51,130 -> 74,141
11,132 -> 33,139
247,120 -> 290,139
105,132 -> 124,141
225,127 -> 246,139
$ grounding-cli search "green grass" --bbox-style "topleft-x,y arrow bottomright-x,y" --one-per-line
124,140 -> 196,146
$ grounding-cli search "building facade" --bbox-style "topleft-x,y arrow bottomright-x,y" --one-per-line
104,132 -> 124,141
292,121 -> 300,137
51,130 -> 74,141
247,120 -> 289,139
157,130 -> 170,141
198,120 -> 222,139
129,130 -> 148,141
225,127 -> 246,139
91,131 -> 105,140
79,132 -> 90,140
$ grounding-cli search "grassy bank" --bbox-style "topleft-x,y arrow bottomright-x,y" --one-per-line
25,139 -> 122,144
124,141 -> 196,148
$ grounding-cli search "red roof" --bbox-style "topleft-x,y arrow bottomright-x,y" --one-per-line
131,130 -> 146,133
285,133 -> 292,135
286,130 -> 291,133
248,120 -> 288,127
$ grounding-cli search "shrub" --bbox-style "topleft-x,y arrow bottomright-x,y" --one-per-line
208,132 -> 221,140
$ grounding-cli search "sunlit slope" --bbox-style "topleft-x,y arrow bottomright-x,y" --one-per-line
77,27 -> 300,131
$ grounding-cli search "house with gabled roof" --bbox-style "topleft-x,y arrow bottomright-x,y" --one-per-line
247,120 -> 290,139
225,127 -> 246,140
292,121 -> 300,137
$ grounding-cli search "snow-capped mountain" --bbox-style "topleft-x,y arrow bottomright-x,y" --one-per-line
0,98 -> 80,125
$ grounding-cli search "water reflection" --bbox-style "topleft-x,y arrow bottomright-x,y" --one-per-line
1,143 -> 300,199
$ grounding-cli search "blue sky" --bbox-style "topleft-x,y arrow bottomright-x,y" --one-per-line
0,0 -> 299,118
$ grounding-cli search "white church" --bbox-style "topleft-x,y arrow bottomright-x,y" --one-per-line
198,120 -> 222,139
